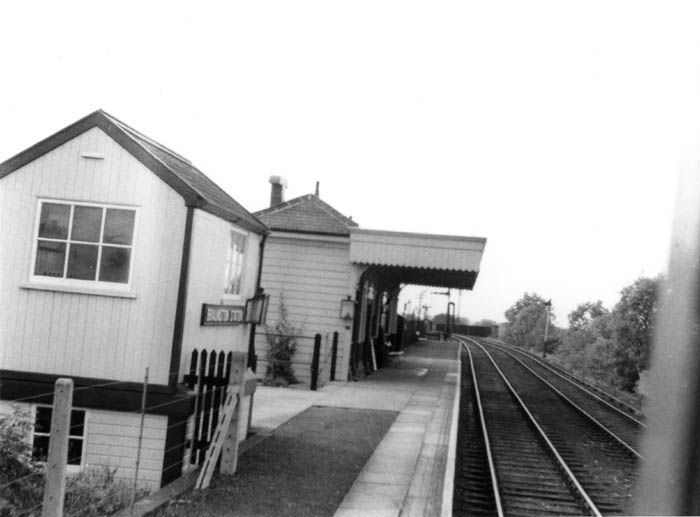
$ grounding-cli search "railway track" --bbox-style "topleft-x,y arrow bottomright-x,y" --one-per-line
481,337 -> 643,420
453,336 -> 639,516
480,339 -> 645,455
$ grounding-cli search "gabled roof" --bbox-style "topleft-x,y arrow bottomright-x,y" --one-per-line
0,110 -> 267,234
254,194 -> 359,236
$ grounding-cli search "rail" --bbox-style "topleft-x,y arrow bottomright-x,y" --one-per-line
457,336 -> 602,516
479,338 -> 646,426
463,341 -> 503,516
479,339 -> 643,460
478,336 -> 643,418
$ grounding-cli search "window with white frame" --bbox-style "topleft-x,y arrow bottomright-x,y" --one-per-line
33,200 -> 136,285
32,406 -> 86,467
223,229 -> 247,297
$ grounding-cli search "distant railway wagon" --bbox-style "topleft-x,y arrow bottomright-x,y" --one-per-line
0,111 -> 266,489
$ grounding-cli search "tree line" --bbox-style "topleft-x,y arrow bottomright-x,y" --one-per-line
502,276 -> 661,393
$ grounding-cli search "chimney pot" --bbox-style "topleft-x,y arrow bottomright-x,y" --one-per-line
269,175 -> 287,207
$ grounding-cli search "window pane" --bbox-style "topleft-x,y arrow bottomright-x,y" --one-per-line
99,246 -> 131,283
234,233 -> 246,254
71,205 -> 102,242
35,407 -> 52,433
67,438 -> 83,465
66,243 -> 99,280
70,410 -> 85,437
225,260 -> 242,295
223,261 -> 233,293
32,435 -> 50,462
104,209 -> 135,245
38,203 -> 70,239
225,275 -> 238,295
35,241 -> 66,277
224,232 -> 246,295
233,261 -> 243,294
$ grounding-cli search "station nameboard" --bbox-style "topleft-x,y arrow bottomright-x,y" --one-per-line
201,304 -> 244,326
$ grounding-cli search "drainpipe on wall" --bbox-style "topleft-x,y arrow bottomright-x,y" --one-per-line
168,205 -> 196,392
247,232 -> 268,372
246,231 -> 268,439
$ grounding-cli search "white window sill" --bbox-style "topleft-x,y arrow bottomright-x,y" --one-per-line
35,462 -> 84,474
20,282 -> 137,299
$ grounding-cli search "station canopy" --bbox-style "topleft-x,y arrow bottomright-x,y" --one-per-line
349,228 -> 486,290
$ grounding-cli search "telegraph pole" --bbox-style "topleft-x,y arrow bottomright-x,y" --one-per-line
542,299 -> 552,359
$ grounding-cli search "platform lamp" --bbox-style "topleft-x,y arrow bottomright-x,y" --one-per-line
244,290 -> 269,374
244,291 -> 270,325
340,296 -> 355,330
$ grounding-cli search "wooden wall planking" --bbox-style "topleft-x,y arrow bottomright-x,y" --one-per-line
255,235 -> 353,384
85,408 -> 167,489
0,127 -> 187,385
178,210 -> 263,380
0,401 -> 168,490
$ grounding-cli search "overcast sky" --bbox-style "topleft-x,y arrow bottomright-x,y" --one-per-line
2,1 -> 699,325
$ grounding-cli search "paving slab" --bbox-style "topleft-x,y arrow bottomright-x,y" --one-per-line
142,339 -> 461,516
333,340 -> 461,517
250,339 -> 462,516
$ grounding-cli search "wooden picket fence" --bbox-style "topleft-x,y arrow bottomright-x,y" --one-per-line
183,349 -> 234,466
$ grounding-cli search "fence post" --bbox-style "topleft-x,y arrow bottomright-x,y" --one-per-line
310,333 -> 322,390
42,378 -> 73,517
130,367 -> 149,516
330,332 -> 339,381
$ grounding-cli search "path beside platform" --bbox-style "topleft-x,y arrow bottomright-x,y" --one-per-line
148,339 -> 461,516
251,339 -> 461,517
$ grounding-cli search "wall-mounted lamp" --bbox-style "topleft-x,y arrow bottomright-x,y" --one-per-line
244,293 -> 270,325
340,297 -> 355,329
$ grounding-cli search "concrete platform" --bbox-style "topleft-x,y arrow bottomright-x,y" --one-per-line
251,339 -> 462,517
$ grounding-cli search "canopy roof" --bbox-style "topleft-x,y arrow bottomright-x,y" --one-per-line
350,228 -> 486,290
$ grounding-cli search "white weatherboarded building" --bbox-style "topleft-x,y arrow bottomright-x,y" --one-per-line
253,178 -> 486,386
253,179 -> 359,385
0,111 -> 267,488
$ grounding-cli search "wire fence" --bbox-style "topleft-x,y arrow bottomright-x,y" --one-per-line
0,362 -> 243,517
1,329 -> 343,515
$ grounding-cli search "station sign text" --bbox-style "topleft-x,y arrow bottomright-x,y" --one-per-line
201,304 -> 244,326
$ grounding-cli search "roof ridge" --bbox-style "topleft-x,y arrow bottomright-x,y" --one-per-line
0,109 -> 267,234
254,193 -> 310,216
101,111 -> 263,228
255,193 -> 356,227
99,113 -> 208,203
308,195 -> 357,227
99,110 -> 193,165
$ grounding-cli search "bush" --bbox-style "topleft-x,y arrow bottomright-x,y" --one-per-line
0,407 -> 44,516
64,466 -> 146,517
0,407 -> 148,516
264,292 -> 302,386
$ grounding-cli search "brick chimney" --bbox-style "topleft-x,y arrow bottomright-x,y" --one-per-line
269,175 -> 287,207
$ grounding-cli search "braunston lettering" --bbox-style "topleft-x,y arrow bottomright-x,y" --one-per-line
201,303 -> 245,326
207,308 -> 243,323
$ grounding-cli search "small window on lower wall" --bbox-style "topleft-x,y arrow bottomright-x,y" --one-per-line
32,406 -> 86,468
